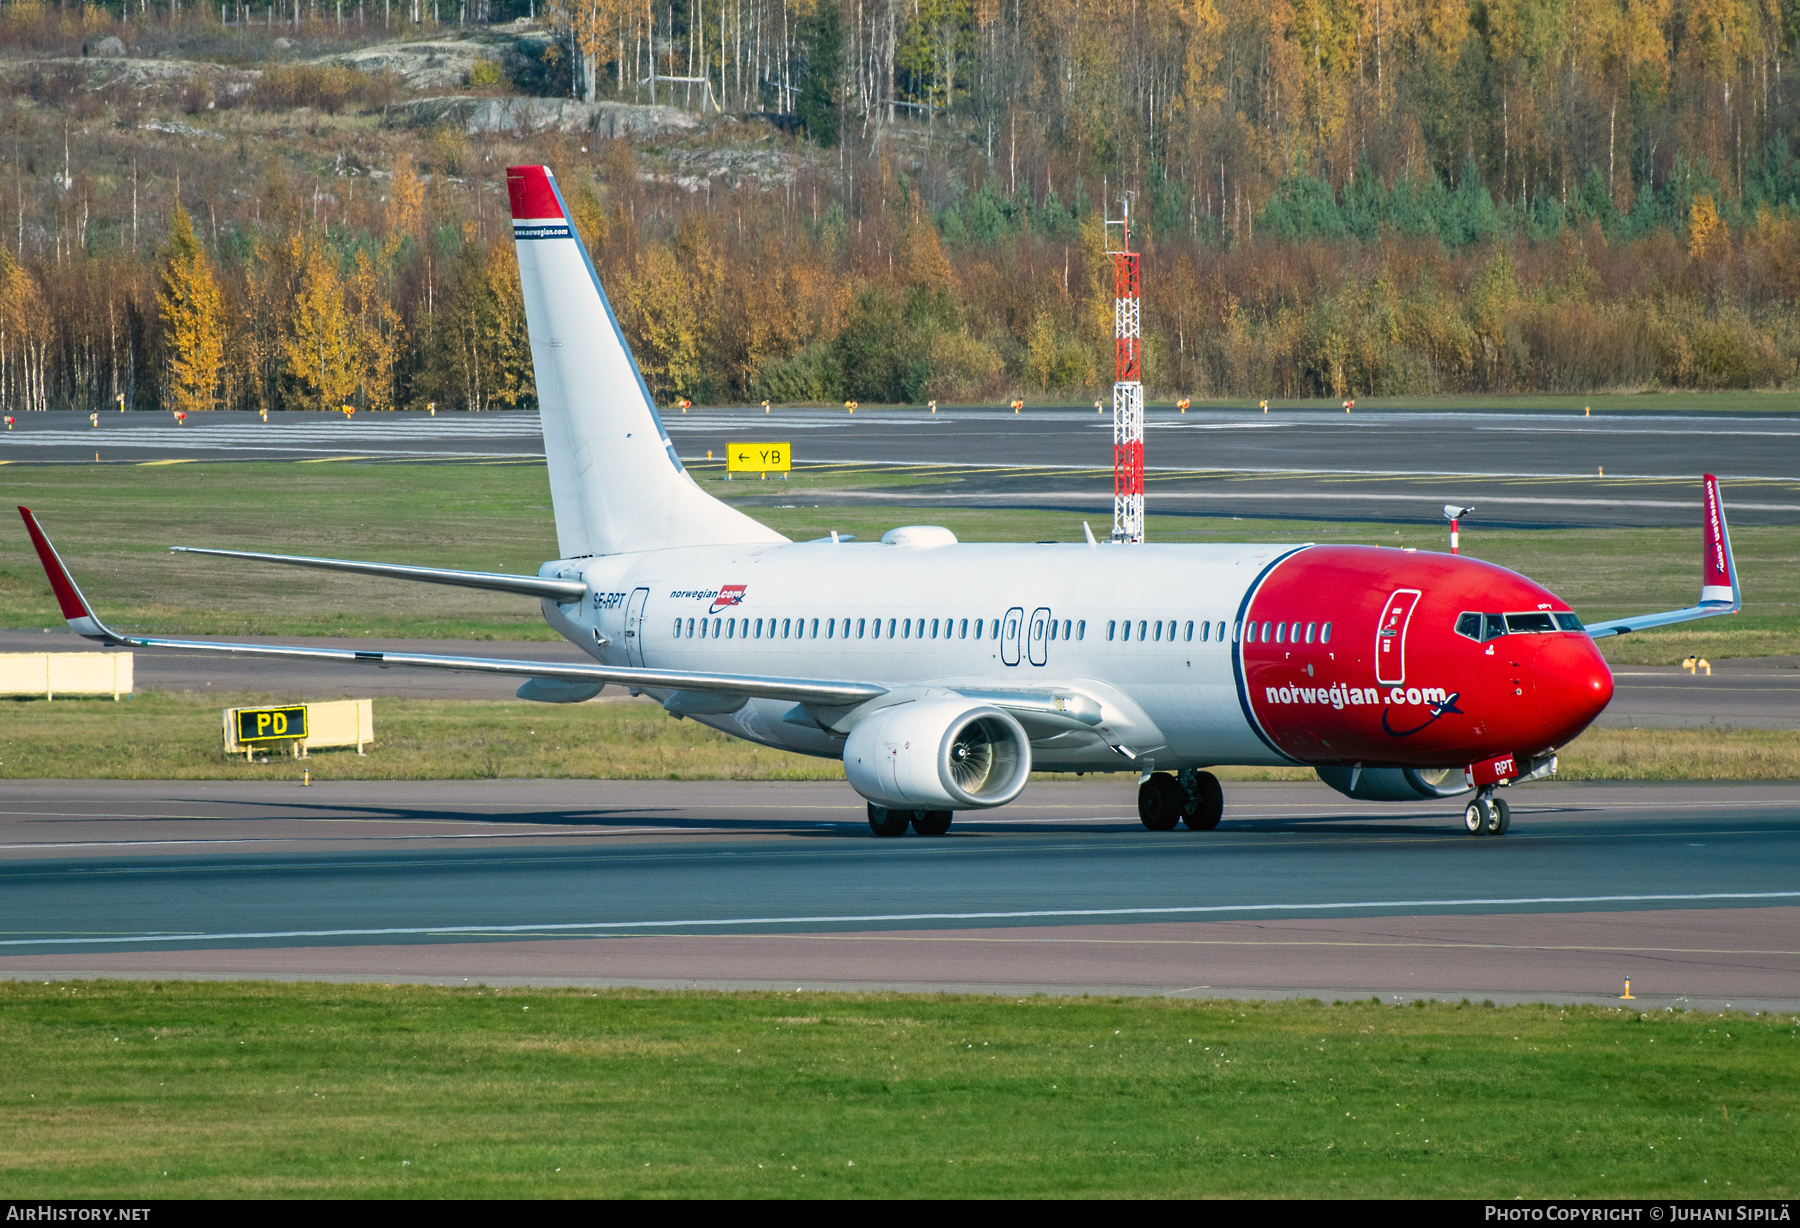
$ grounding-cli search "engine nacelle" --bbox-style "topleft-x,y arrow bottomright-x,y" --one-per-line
1314,765 -> 1473,802
844,699 -> 1032,810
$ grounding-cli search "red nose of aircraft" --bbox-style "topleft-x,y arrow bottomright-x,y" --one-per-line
1240,546 -> 1617,770
1530,630 -> 1615,746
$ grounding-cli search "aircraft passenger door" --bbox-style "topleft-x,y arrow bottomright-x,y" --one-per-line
1027,607 -> 1052,666
1374,588 -> 1421,686
1000,606 -> 1024,667
623,587 -> 651,667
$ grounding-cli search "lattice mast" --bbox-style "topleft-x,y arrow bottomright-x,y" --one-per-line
1106,197 -> 1144,544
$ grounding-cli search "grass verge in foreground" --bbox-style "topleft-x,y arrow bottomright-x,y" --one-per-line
1,692 -> 1794,781
0,983 -> 1792,1198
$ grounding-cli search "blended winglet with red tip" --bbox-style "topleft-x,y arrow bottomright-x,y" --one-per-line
1698,472 -> 1737,607
1585,474 -> 1742,638
17,507 -> 118,642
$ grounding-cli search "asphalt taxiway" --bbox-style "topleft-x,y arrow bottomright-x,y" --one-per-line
6,407 -> 1799,527
1,779 -> 1794,1010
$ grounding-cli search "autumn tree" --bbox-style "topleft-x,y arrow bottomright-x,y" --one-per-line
388,152 -> 425,241
156,206 -> 226,415
349,251 -> 405,411
622,243 -> 704,401
283,234 -> 358,412
0,248 -> 52,414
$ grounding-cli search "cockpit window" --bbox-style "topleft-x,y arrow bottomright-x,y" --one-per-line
1505,612 -> 1558,634
1455,612 -> 1507,642
1458,610 -> 1582,640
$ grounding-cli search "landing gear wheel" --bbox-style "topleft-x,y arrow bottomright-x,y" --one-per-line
867,804 -> 912,838
1180,771 -> 1224,831
911,810 -> 953,836
1138,773 -> 1182,831
1464,796 -> 1496,836
1490,796 -> 1512,835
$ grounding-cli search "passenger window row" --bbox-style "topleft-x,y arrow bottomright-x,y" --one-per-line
1241,620 -> 1333,645
671,616 -> 1089,642
1107,619 -> 1232,644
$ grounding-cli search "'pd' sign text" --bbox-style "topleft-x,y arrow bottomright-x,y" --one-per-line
236,705 -> 309,744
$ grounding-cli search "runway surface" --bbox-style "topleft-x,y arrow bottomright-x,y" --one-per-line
7,407 -> 1799,527
2,779 -> 1795,1010
7,629 -> 1787,726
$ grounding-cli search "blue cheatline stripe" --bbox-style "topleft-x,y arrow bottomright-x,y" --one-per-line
5,890 -> 1796,947
1230,546 -> 1312,764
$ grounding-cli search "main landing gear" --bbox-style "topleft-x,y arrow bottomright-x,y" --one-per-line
1463,787 -> 1512,836
1138,770 -> 1224,832
867,803 -> 952,837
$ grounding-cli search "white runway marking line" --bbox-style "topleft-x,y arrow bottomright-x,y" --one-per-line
4,891 -> 1797,948
797,485 -> 1800,512
776,456 -> 1800,484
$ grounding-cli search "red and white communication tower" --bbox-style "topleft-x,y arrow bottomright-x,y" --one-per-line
1105,197 -> 1144,543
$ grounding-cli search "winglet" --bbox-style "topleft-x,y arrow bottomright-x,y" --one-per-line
16,507 -> 123,643
1583,476 -> 1743,639
1699,473 -> 1739,610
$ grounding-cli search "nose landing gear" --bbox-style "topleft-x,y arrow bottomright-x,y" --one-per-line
1462,788 -> 1512,836
1138,770 -> 1225,831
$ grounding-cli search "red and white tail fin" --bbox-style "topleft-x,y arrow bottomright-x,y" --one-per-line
1584,474 -> 1741,639
506,165 -> 784,558
1699,473 -> 1737,607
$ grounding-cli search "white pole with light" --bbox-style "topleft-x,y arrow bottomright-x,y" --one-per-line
1443,504 -> 1474,555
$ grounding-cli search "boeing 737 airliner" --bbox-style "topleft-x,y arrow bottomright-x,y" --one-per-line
19,165 -> 1744,838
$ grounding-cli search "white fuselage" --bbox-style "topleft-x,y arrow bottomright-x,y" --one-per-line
540,538 -> 1300,772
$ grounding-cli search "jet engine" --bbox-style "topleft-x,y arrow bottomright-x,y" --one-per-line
844,699 -> 1032,810
1314,765 -> 1473,802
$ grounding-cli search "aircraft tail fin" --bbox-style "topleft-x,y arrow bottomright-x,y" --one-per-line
506,165 -> 785,558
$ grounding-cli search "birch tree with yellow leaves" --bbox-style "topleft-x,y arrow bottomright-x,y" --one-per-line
155,206 -> 226,415
283,234 -> 358,413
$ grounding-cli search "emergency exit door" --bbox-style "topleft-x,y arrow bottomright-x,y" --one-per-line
1374,588 -> 1421,685
1000,606 -> 1024,666
1028,607 -> 1052,666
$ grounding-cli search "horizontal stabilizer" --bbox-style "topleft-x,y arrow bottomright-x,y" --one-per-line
170,546 -> 587,602
1586,474 -> 1742,639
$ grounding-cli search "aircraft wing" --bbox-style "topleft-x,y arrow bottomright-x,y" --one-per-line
17,507 -> 885,708
1584,474 -> 1742,639
168,546 -> 588,602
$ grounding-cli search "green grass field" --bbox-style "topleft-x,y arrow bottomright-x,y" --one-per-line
2,691 -> 1793,781
0,982 -> 1792,1198
1,462 -> 1794,660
